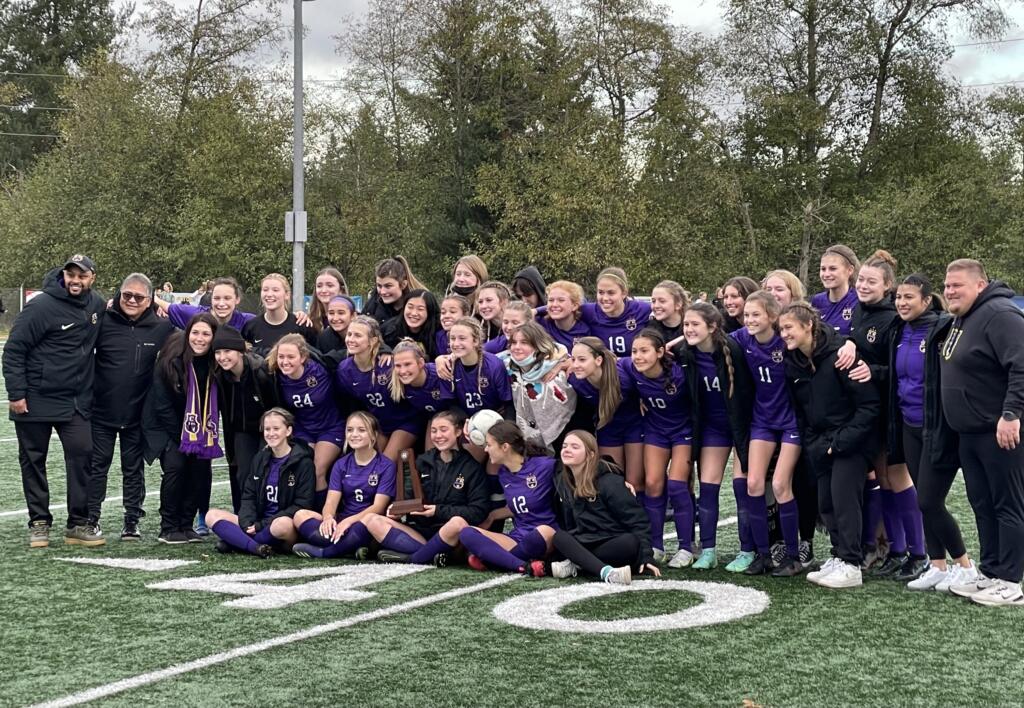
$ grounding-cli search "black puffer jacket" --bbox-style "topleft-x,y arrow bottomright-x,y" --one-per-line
406,447 -> 490,530
238,441 -> 316,530
848,295 -> 901,379
214,352 -> 279,436
3,268 -> 106,421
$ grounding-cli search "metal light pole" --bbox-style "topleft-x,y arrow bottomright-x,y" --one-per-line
286,0 -> 311,312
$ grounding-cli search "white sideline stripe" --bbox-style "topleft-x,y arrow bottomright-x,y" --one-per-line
663,515 -> 738,542
0,473 -> 230,519
31,574 -> 522,708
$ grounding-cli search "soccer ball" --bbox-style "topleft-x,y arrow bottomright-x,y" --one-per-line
467,409 -> 503,447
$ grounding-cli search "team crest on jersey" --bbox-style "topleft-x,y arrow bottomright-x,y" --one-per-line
919,338 -> 927,353
368,473 -> 379,487
480,376 -> 490,390
431,390 -> 441,400
453,474 -> 465,490
184,413 -> 201,435
91,312 -> 98,325
665,382 -> 677,396
842,307 -> 853,321
771,349 -> 784,363
377,374 -> 389,386
625,318 -> 638,331
286,472 -> 296,487
866,327 -> 877,344
305,376 -> 317,388
525,473 -> 538,489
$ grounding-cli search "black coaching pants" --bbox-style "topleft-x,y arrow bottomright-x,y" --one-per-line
88,423 -> 146,524
16,413 -> 92,528
902,425 -> 966,561
158,447 -> 212,535
224,430 -> 262,513
552,530 -> 644,577
959,432 -> 1024,583
812,452 -> 868,566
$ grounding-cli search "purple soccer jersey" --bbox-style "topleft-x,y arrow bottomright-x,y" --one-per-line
278,359 -> 344,444
896,322 -> 928,427
263,453 -> 288,518
567,358 -> 643,446
167,302 -> 254,331
500,455 -> 558,541
731,328 -> 797,431
580,299 -> 652,356
539,316 -> 591,352
328,451 -> 397,517
810,289 -> 858,336
453,351 -> 512,415
435,330 -> 451,356
336,357 -> 419,435
403,363 -> 455,414
623,359 -> 692,447
483,334 -> 508,354
694,350 -> 730,431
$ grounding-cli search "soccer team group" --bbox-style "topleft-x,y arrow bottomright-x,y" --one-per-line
4,247 -> 1024,606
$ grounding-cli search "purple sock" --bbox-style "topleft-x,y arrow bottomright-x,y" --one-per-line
895,487 -> 926,557
880,489 -> 907,554
298,518 -> 330,547
642,492 -> 668,551
732,478 -> 753,552
778,499 -> 799,558
862,481 -> 882,546
459,527 -> 524,572
747,493 -> 770,554
667,480 -> 694,551
212,520 -> 258,554
253,526 -> 276,546
382,527 -> 424,555
410,533 -> 455,564
322,521 -> 372,559
314,488 -> 328,510
511,529 -> 548,561
698,482 -> 721,549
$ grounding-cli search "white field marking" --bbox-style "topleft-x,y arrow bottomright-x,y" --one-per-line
0,470 -> 230,518
147,564 -> 429,610
30,574 -> 521,708
662,515 -> 737,542
493,580 -> 770,634
56,558 -> 198,572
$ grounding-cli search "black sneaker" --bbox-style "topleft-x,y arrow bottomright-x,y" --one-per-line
873,552 -> 910,578
121,520 -> 141,541
771,556 -> 804,577
255,544 -> 273,559
377,550 -> 412,563
744,552 -> 774,575
215,540 -> 233,554
183,528 -> 204,543
895,555 -> 930,582
433,552 -> 448,568
770,541 -> 787,567
798,540 -> 814,568
158,531 -> 189,545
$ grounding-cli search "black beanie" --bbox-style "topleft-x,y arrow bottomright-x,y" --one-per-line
212,326 -> 246,353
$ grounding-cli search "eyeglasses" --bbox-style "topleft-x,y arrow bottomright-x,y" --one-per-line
121,292 -> 150,303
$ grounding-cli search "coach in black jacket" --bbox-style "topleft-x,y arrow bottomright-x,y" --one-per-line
940,260 -> 1024,604
2,256 -> 106,547
88,274 -> 174,539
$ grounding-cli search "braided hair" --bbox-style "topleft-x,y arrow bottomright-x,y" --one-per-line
685,302 -> 736,399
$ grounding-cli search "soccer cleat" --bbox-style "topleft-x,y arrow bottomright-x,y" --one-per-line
770,541 -> 787,567
158,531 -> 189,545
194,514 -> 210,537
895,556 -> 931,582
183,528 -> 204,543
937,562 -> 978,593
872,552 -> 910,578
255,544 -> 274,560
807,557 -> 841,584
667,548 -> 695,569
743,552 -> 774,576
798,540 -> 814,568
120,520 -> 141,541
725,551 -> 756,573
525,560 -> 547,578
214,540 -> 233,554
772,556 -> 804,577
816,561 -> 863,589
432,553 -> 449,568
692,548 -> 718,570
970,580 -> 1024,607
467,554 -> 487,571
292,543 -> 325,558
602,565 -> 632,585
551,559 -> 580,579
377,550 -> 412,564
354,546 -> 371,561
29,521 -> 50,548
950,574 -> 995,599
860,544 -> 885,572
64,524 -> 106,547
907,565 -> 948,591
652,548 -> 667,565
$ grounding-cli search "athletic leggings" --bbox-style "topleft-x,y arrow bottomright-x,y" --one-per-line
902,425 -> 966,561
813,453 -> 868,566
552,530 -> 642,577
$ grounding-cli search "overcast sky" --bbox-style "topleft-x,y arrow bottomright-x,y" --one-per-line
156,0 -> 1024,94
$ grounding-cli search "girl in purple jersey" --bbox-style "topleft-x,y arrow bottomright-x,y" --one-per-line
445,317 -> 513,434
308,267 -> 349,336
337,316 -> 420,463
156,276 -> 256,331
292,411 -> 397,558
627,328 -> 694,567
731,291 -> 802,575
317,294 -> 356,355
475,280 -> 512,343
579,267 -> 652,357
763,270 -> 804,309
483,300 -> 533,355
268,334 -> 344,505
390,340 -> 455,421
568,337 -> 644,493
436,294 -> 470,356
447,254 -> 489,310
649,280 -> 688,343
811,244 -> 860,335
719,276 -> 759,334
207,408 -> 315,558
539,280 -> 591,350
458,421 -> 557,576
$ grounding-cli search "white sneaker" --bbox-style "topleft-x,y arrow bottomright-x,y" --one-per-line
667,548 -> 695,568
603,565 -> 632,585
937,562 -> 977,593
971,580 -> 1024,607
907,565 -> 948,591
950,573 -> 995,598
652,548 -> 667,565
817,561 -> 863,589
807,557 -> 840,584
551,559 -> 580,579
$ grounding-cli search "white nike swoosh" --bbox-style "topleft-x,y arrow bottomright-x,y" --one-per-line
61,323 -> 75,330
254,339 -> 263,344
253,476 -> 260,480
789,435 -> 799,439
745,349 -> 753,354
503,483 -> 512,489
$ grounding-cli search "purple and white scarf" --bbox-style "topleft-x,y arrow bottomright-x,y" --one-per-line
179,362 -> 223,459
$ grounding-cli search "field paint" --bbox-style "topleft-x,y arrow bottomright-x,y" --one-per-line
30,574 -> 521,708
0,477 -> 231,518
493,580 -> 770,634
663,515 -> 737,542
148,564 -> 429,610
57,558 -> 198,572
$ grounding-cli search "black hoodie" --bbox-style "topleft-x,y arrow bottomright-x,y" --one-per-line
785,326 -> 881,467
214,352 -> 280,436
939,280 -> 1024,434
237,441 -> 316,530
93,291 -> 175,428
849,295 -> 900,381
3,267 -> 106,422
512,266 -> 547,305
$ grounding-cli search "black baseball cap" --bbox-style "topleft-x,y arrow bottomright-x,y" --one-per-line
63,254 -> 96,274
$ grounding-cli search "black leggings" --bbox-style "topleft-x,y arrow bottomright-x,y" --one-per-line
902,425 -> 966,561
553,530 -> 642,577
794,455 -> 818,542
814,454 -> 868,566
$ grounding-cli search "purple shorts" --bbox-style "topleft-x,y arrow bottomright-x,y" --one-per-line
701,422 -> 733,448
750,426 -> 801,445
643,424 -> 694,450
508,523 -> 558,544
596,413 -> 644,448
295,426 -> 345,447
380,416 -> 421,438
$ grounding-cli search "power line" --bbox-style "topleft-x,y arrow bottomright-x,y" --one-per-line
952,36 -> 1024,48
0,104 -> 72,111
963,78 -> 1024,88
0,71 -> 68,78
0,131 -> 59,138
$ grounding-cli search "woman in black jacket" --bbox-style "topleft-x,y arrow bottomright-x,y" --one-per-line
888,274 -> 979,591
780,303 -> 880,589
549,431 -> 661,584
361,409 -> 490,565
143,312 -> 221,545
207,408 -> 316,557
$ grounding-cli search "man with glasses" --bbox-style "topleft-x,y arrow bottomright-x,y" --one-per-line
88,273 -> 174,540
3,255 -> 107,547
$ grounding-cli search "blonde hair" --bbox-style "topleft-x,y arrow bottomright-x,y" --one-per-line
861,249 -> 898,292
267,333 -> 310,373
389,339 -> 426,402
475,280 -> 512,340
946,258 -> 988,281
503,300 -> 534,322
261,273 -> 291,295
652,280 -> 689,316
546,280 -> 585,309
763,270 -> 804,301
596,267 -> 630,296
349,315 -> 383,367
344,411 -> 381,452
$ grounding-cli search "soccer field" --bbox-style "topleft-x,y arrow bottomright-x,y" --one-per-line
1,346 -> 1022,707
